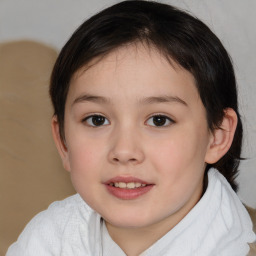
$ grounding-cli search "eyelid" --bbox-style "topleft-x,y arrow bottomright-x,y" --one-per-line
82,113 -> 110,127
81,113 -> 175,127
145,114 -> 175,127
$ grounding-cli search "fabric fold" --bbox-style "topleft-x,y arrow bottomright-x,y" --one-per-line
6,169 -> 255,256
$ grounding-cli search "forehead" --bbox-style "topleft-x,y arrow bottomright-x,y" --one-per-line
68,43 -> 200,106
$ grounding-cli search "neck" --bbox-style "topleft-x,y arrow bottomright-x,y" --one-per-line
105,181 -> 204,255
106,220 -> 172,256
105,204 -> 196,256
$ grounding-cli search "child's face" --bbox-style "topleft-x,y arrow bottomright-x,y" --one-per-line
60,44 -> 213,230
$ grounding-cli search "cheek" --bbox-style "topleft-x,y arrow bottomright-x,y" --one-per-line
67,141 -> 104,203
66,137 -> 104,180
69,145 -> 94,169
152,132 -> 202,168
65,121 -> 106,167
149,128 -> 208,187
149,132 -> 207,210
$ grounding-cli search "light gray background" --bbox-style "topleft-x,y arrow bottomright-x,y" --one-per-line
1,0 -> 255,207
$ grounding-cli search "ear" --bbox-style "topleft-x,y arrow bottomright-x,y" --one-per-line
205,108 -> 238,164
51,116 -> 71,171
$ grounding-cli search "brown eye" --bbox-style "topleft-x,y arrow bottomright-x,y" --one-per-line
146,115 -> 173,127
84,115 -> 109,127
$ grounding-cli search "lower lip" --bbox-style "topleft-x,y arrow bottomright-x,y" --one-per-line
105,184 -> 154,200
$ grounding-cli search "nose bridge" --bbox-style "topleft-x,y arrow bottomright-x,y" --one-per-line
108,122 -> 144,165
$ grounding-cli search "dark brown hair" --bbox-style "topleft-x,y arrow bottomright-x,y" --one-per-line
50,0 -> 242,191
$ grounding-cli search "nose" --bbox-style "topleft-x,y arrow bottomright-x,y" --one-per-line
108,127 -> 145,165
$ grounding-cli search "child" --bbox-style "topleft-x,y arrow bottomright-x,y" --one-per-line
7,0 -> 256,255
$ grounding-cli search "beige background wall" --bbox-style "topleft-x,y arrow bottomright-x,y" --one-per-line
0,0 -> 256,254
0,41 -> 75,255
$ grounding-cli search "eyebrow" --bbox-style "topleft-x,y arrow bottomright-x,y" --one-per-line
139,95 -> 188,106
72,94 -> 187,106
72,94 -> 110,105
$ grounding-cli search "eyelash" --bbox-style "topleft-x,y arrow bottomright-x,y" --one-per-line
83,114 -> 110,127
145,114 -> 175,127
82,114 -> 175,127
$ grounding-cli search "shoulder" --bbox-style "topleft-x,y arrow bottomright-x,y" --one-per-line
245,204 -> 256,233
6,194 -> 95,256
245,204 -> 256,256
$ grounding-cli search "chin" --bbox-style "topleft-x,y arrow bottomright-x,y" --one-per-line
103,212 -> 159,229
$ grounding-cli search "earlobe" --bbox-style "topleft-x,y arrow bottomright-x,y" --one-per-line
205,108 -> 238,164
51,116 -> 71,171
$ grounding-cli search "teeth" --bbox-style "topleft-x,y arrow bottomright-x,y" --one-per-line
119,182 -> 126,188
135,182 -> 141,188
127,182 -> 135,189
110,182 -> 147,189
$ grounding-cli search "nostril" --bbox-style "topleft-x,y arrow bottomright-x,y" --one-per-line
112,157 -> 137,163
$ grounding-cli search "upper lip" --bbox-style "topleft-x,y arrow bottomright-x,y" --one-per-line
104,176 -> 151,185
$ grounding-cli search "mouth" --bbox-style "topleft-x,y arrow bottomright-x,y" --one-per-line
108,182 -> 147,189
104,177 -> 154,200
